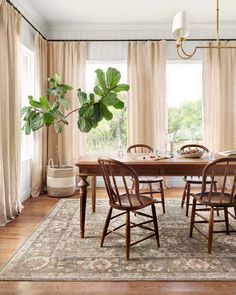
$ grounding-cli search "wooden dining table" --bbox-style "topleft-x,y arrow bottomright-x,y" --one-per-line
75,156 -> 210,238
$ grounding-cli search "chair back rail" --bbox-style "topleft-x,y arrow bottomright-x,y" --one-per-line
127,144 -> 153,154
98,158 -> 145,208
201,157 -> 236,204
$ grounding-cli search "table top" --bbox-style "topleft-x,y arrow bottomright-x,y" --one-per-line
76,156 -> 210,166
76,156 -> 210,177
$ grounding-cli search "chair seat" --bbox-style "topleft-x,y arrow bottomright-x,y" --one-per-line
193,192 -> 236,207
138,176 -> 163,183
184,176 -> 217,184
111,194 -> 156,210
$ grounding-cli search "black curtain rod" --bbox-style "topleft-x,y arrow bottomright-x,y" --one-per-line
6,0 -> 47,40
5,1 -> 236,43
47,38 -> 236,42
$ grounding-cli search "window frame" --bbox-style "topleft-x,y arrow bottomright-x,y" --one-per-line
20,45 -> 34,161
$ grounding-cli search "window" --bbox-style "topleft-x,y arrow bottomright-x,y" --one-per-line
21,45 -> 34,160
166,61 -> 203,151
84,61 -> 128,155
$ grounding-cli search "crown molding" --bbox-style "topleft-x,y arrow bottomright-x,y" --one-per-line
44,22 -> 236,40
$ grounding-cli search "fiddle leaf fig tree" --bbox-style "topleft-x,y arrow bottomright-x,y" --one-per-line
21,67 -> 130,136
77,67 -> 129,133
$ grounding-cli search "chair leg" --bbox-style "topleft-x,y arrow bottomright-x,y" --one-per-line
190,198 -> 197,237
148,183 -> 153,197
208,207 -> 214,254
224,208 -> 230,235
213,183 -> 220,217
181,182 -> 188,208
151,204 -> 160,247
91,176 -> 96,213
185,182 -> 191,217
100,207 -> 113,247
130,178 -> 135,193
159,181 -> 165,214
126,210 -> 131,260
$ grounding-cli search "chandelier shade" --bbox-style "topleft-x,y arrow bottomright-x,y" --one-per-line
172,0 -> 236,59
172,11 -> 189,40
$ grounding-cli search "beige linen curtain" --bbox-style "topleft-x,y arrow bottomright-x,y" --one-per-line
47,42 -> 86,167
0,0 -> 21,225
203,42 -> 236,152
127,41 -> 166,151
31,33 -> 48,197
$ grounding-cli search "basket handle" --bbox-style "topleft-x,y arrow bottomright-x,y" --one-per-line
48,159 -> 54,168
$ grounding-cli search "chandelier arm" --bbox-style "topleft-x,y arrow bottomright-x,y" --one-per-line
176,47 -> 195,60
176,39 -> 197,59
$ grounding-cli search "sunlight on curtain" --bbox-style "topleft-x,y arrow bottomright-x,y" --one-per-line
31,33 -> 48,197
127,41 -> 166,151
203,41 -> 236,153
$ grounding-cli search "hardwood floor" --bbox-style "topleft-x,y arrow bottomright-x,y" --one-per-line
0,188 -> 235,295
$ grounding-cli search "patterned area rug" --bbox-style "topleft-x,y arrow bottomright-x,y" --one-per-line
0,199 -> 235,281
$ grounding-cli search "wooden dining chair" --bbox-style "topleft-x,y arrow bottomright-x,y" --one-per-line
190,157 -> 236,254
180,144 -> 217,216
127,144 -> 165,213
98,157 -> 160,260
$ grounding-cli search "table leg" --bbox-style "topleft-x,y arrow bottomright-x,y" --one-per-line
91,176 -> 96,213
78,174 -> 89,238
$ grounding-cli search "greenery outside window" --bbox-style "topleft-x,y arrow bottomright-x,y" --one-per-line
85,61 -> 127,155
167,60 -> 203,151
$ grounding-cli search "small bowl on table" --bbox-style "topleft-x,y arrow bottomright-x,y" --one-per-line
177,149 -> 204,159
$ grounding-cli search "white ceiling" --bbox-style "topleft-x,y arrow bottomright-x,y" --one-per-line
11,0 -> 236,39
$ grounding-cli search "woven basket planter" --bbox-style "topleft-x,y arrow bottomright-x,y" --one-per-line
47,160 -> 76,197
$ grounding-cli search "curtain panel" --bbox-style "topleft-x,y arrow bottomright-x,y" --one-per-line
31,33 -> 48,197
127,41 -> 166,151
203,41 -> 236,152
47,41 -> 86,167
0,0 -> 21,225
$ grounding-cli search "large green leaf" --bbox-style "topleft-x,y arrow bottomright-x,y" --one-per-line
101,93 -> 118,106
21,106 -> 30,116
100,103 -> 113,121
91,120 -> 98,128
77,90 -> 87,105
89,93 -> 95,104
61,84 -> 73,91
47,87 -> 57,95
77,117 -> 93,133
28,96 -> 42,108
113,99 -> 124,109
93,86 -> 104,96
79,103 -> 94,119
23,109 -> 37,121
22,121 -> 31,135
30,114 -> 44,131
106,67 -> 121,89
54,121 -> 63,134
55,110 -> 68,125
113,84 -> 130,92
91,103 -> 102,122
43,112 -> 54,125
95,69 -> 107,92
51,101 -> 60,112
39,96 -> 50,110
58,97 -> 70,110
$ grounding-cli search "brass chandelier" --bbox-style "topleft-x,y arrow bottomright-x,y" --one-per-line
172,0 -> 236,59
